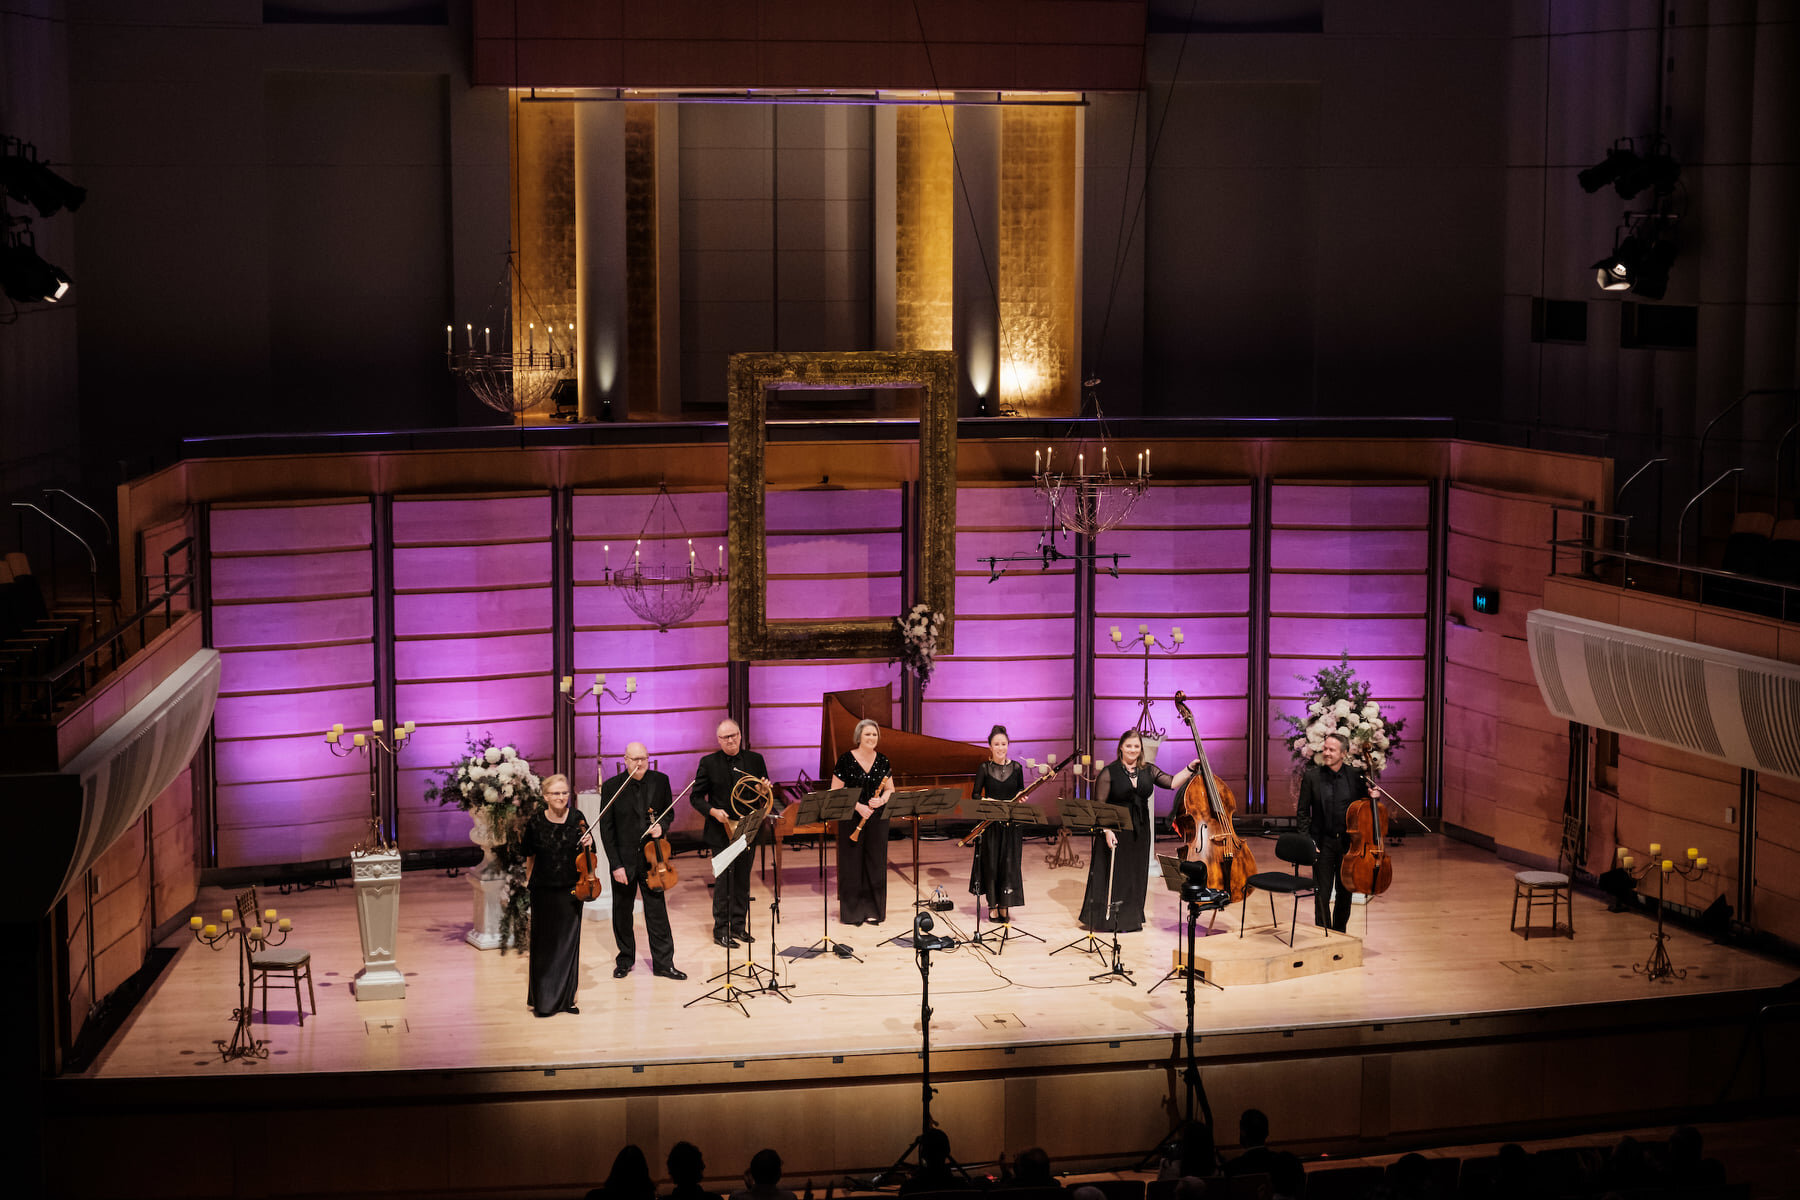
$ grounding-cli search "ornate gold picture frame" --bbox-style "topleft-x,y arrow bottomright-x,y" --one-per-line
727,351 -> 958,661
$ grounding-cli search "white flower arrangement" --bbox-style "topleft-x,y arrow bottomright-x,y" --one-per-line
425,734 -> 549,953
1276,651 -> 1407,778
894,602 -> 948,691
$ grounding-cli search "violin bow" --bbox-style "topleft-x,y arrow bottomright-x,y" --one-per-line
641,779 -> 697,840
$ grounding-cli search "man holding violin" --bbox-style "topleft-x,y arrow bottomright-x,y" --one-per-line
598,741 -> 687,980
691,718 -> 772,949
1297,732 -> 1369,932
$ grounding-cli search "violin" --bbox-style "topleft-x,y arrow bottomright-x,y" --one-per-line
1339,780 -> 1394,897
572,821 -> 603,902
1172,690 -> 1258,902
643,833 -> 679,890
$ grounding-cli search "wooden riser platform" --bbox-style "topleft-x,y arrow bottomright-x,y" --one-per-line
1181,923 -> 1362,986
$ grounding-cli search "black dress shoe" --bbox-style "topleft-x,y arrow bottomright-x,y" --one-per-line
713,934 -> 739,949
613,965 -> 631,979
734,929 -> 757,943
653,966 -> 688,980
564,1006 -> 580,1015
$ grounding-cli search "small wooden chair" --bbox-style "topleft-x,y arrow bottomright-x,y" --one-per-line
1511,815 -> 1579,940
243,886 -> 315,1025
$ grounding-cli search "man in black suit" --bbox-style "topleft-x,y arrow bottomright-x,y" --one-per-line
1296,731 -> 1368,932
691,718 -> 772,947
598,741 -> 686,979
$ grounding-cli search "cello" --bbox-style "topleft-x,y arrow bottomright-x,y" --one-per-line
1171,691 -> 1258,902
1338,780 -> 1394,897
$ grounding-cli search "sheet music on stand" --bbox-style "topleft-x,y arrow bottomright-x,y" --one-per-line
877,787 -> 964,948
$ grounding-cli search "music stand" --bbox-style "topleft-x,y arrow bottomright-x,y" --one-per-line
795,787 -> 862,961
966,799 -> 1048,954
878,787 -> 963,948
1051,798 -> 1134,983
1147,854 -> 1228,995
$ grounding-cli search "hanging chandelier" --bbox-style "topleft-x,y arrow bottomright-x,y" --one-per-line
444,253 -> 574,419
1030,381 -> 1151,539
606,484 -> 726,632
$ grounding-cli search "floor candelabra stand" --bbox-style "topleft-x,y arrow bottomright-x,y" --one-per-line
326,718 -> 412,999
188,894 -> 295,1063
1616,842 -> 1712,983
1107,623 -> 1184,739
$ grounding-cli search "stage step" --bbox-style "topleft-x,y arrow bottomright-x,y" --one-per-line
1179,924 -> 1362,986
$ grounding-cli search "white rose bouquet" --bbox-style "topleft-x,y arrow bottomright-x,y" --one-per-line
1276,651 -> 1407,779
894,602 -> 947,691
424,733 -> 548,950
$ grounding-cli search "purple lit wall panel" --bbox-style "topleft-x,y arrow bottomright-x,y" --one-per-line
1270,485 -> 1429,527
955,571 -> 1076,616
398,717 -> 555,767
574,581 -> 730,626
393,542 -> 552,589
1095,531 -> 1252,571
392,587 -> 554,637
918,700 -> 1071,742
1094,655 -> 1246,699
955,530 -> 1066,561
927,657 -> 1073,699
1268,573 -> 1427,615
210,551 -> 371,600
956,487 -> 1052,525
572,491 -> 727,535
394,632 -> 554,680
210,502 -> 369,552
1121,485 -> 1253,526
214,685 -> 375,739
1094,572 -> 1249,615
1269,657 -> 1425,700
400,805 -> 473,852
1092,617 -> 1248,656
214,732 -> 369,786
767,532 -> 901,575
749,660 -> 893,704
215,772 -> 371,826
219,645 -> 373,694
217,816 -> 372,868
1269,529 -> 1429,571
391,495 -> 551,543
1267,616 -> 1426,656
767,576 -> 903,620
572,538 -> 731,582
1091,696 -> 1246,746
766,489 -> 898,530
942,617 -> 1071,656
575,627 -> 729,669
211,597 -> 374,649
395,676 -> 549,724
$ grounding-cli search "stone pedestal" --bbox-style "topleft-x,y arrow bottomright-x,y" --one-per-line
465,808 -> 512,950
576,790 -> 614,923
351,848 -> 406,1000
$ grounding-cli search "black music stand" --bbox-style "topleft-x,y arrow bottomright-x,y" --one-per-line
1147,854 -> 1229,995
966,799 -> 1048,954
684,813 -> 768,1017
732,807 -> 795,1003
1051,798 -> 1133,983
878,786 -> 963,948
795,787 -> 862,961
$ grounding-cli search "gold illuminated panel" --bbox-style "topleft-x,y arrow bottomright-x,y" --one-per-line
895,106 -> 954,353
624,102 -> 658,415
999,106 -> 1078,417
509,94 -> 576,395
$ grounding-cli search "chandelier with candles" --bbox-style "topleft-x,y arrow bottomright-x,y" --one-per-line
606,484 -> 726,632
444,253 -> 574,419
1031,383 -> 1151,539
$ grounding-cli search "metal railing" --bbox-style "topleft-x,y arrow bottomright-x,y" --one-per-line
1549,506 -> 1800,619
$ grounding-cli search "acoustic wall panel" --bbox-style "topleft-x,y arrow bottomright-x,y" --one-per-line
923,487 -> 1077,770
749,489 -> 901,785
209,500 -> 376,867
1267,483 -> 1429,815
392,495 -> 555,851
1094,485 -> 1253,800
572,492 -> 730,832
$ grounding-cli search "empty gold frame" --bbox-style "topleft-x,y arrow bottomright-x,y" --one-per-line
727,351 -> 958,661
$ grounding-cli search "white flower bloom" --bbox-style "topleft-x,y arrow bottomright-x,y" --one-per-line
501,782 -> 514,797
1310,701 -> 1327,717
459,781 -> 472,795
1332,699 -> 1352,717
1292,738 -> 1306,751
1362,702 -> 1380,718
468,764 -> 485,780
501,745 -> 516,760
484,746 -> 502,764
483,786 -> 500,803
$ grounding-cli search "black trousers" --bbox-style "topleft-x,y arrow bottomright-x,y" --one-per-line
711,846 -> 755,936
1312,836 -> 1353,932
611,873 -> 676,970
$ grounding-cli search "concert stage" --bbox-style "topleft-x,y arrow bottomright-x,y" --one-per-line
52,834 -> 1797,1199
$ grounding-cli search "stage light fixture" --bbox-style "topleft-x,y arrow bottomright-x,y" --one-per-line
0,138 -> 86,217
1593,233 -> 1648,291
1612,151 -> 1680,200
1629,239 -> 1679,300
0,233 -> 72,303
1578,146 -> 1638,194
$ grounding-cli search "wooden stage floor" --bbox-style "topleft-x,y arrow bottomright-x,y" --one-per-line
86,832 -> 1792,1081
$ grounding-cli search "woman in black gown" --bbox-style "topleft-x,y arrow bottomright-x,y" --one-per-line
831,718 -> 894,925
1078,731 -> 1198,933
969,724 -> 1026,921
520,773 -> 592,1016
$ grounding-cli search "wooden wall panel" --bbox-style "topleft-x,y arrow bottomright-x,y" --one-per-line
150,768 -> 197,932
208,501 -> 377,868
1755,772 -> 1800,944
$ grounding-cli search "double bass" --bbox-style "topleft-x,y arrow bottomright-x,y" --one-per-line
1171,691 -> 1257,902
1338,781 -> 1394,896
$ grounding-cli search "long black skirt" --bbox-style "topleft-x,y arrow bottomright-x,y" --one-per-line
969,825 -> 1025,909
1078,821 -> 1151,932
836,814 -> 890,925
527,886 -> 582,1015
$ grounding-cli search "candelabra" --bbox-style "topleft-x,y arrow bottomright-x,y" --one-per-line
604,484 -> 727,632
325,718 -> 413,852
1616,842 -> 1712,982
1045,754 -> 1094,870
188,894 -> 294,1062
559,672 -> 639,790
1108,623 -> 1185,739
1032,440 -> 1152,539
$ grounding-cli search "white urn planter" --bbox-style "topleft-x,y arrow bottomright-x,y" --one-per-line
465,807 -> 514,950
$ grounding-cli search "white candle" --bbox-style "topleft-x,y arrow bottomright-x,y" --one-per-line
465,323 -> 473,350
1102,446 -> 1108,474
326,730 -> 338,743
625,676 -> 638,694
404,720 -> 415,733
353,733 -> 366,748
560,676 -> 572,693
596,673 -> 607,689
1145,447 -> 1151,475
333,723 -> 344,735
483,326 -> 490,353
371,718 -> 383,734
1079,452 -> 1084,476
1172,626 -> 1184,643
1035,449 -> 1041,474
717,544 -> 723,570
445,324 -> 452,352
604,543 -> 610,571
528,323 -> 534,353
1138,623 -> 1149,635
